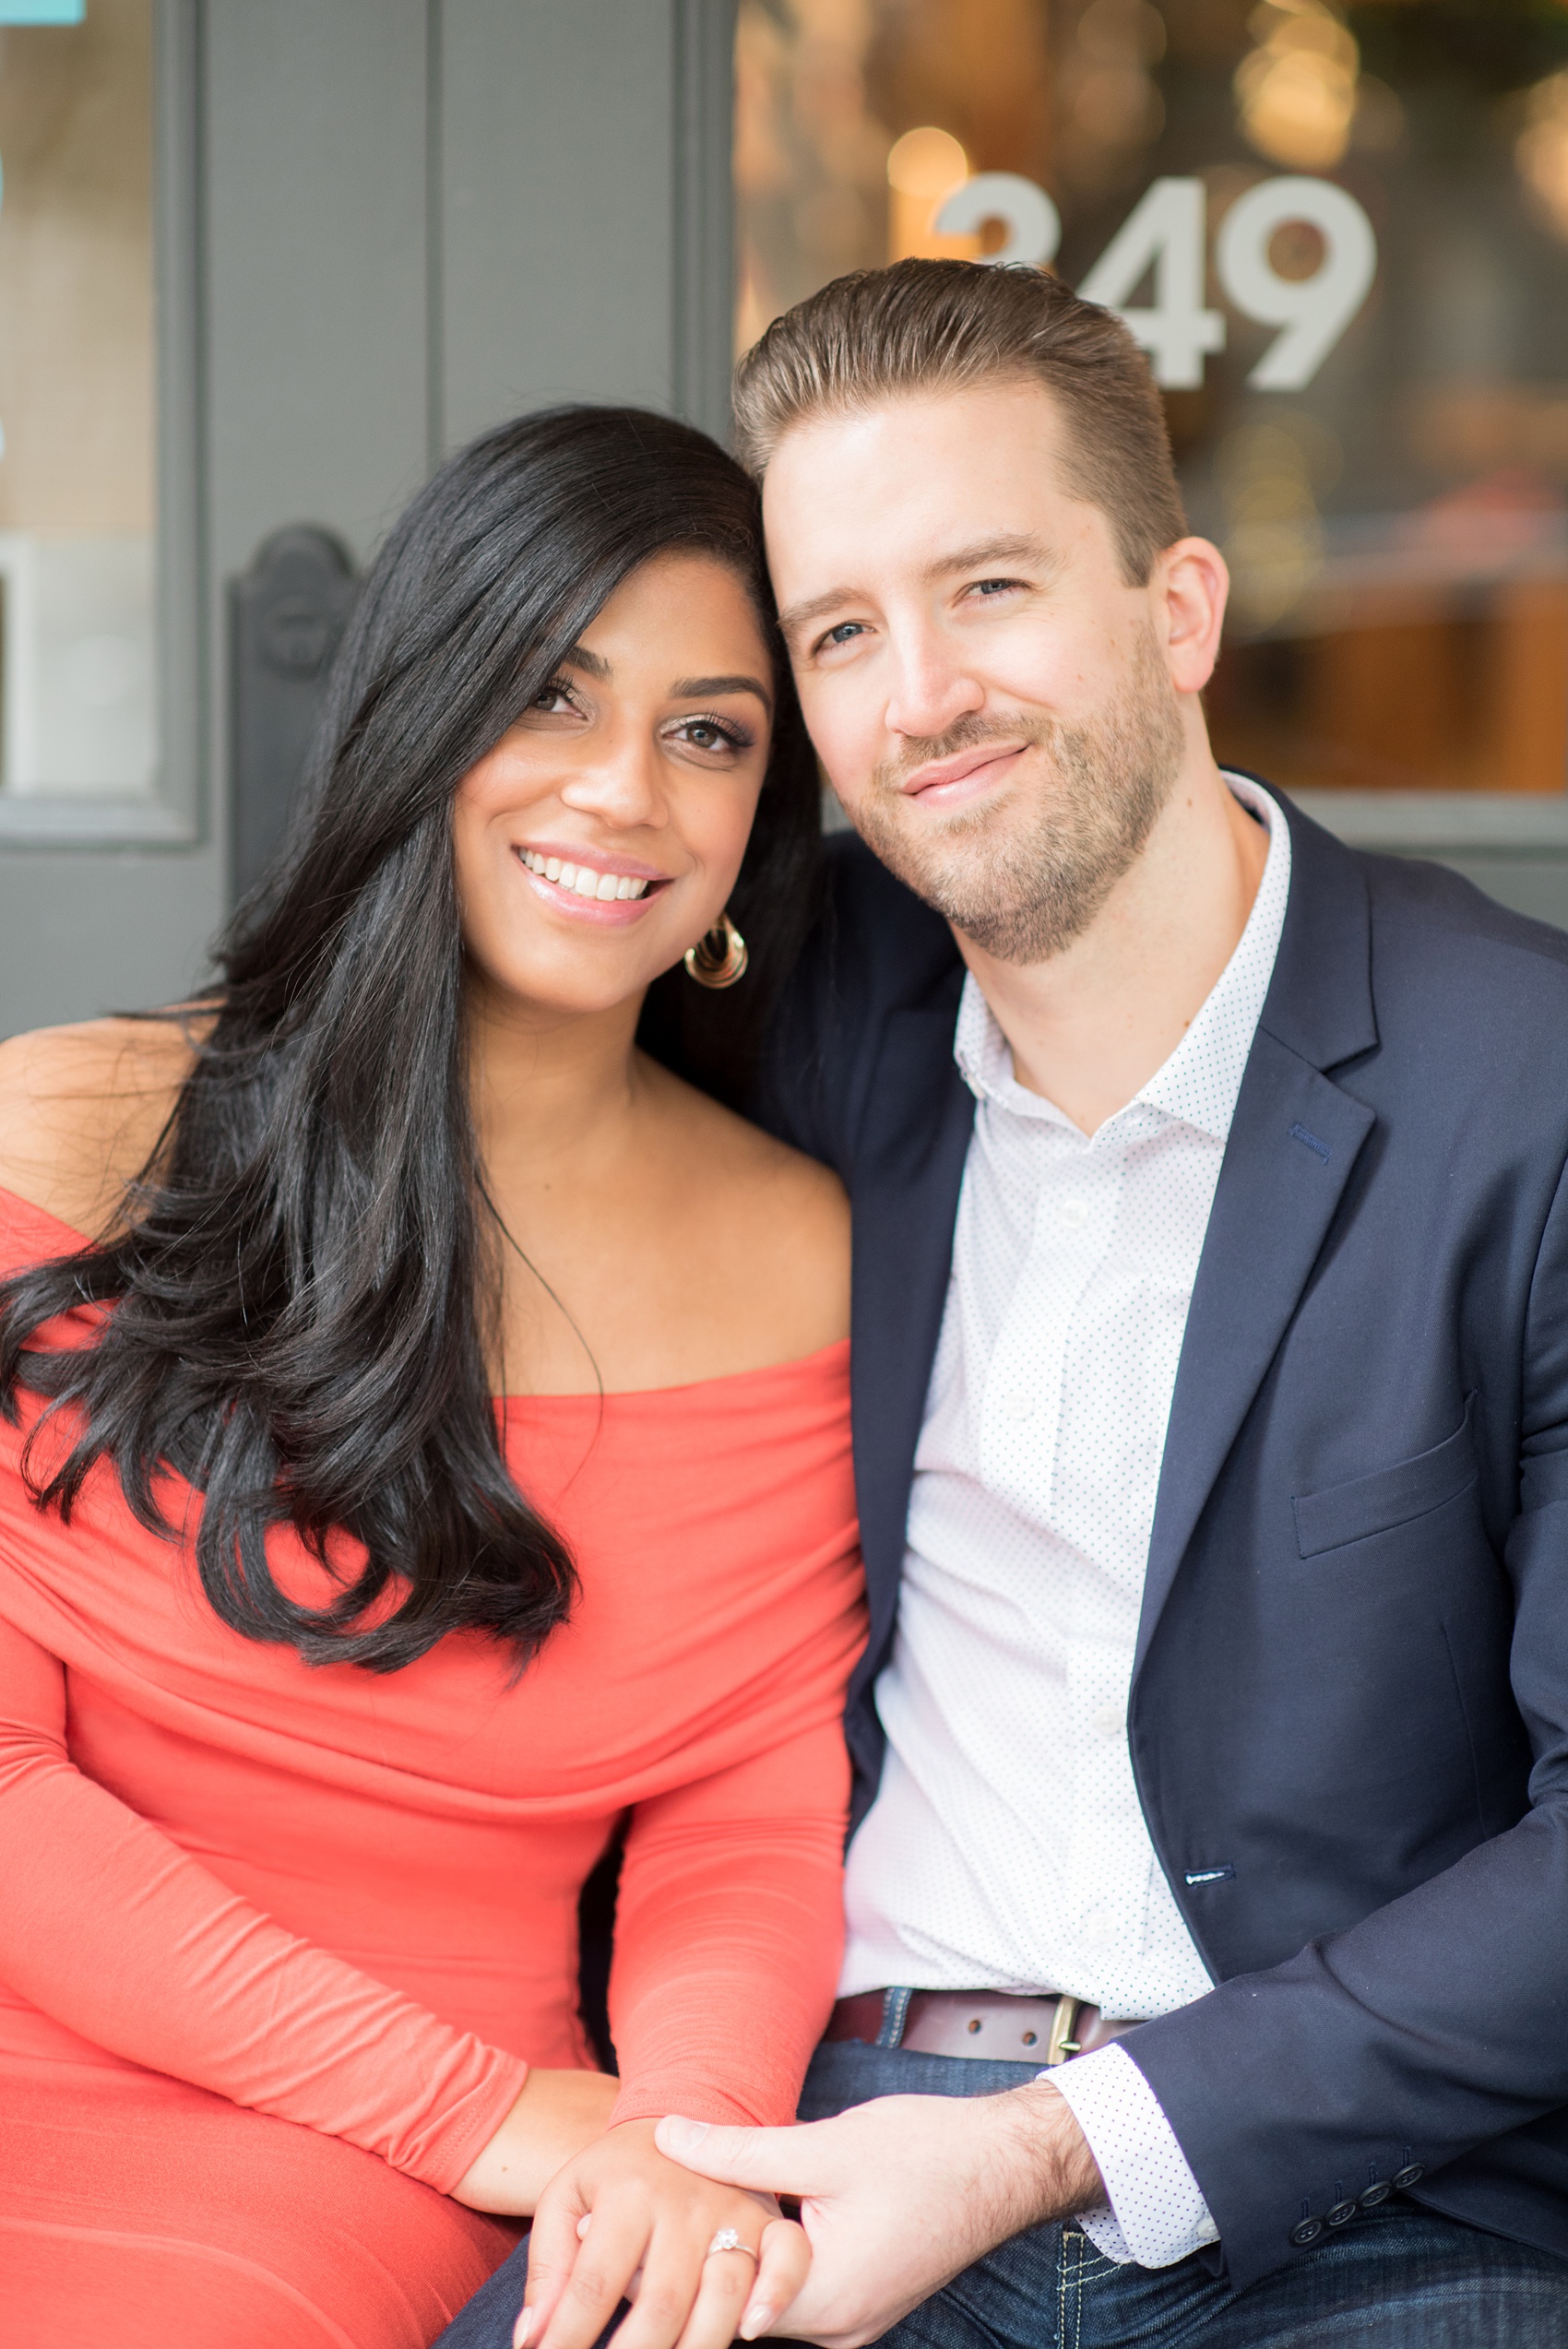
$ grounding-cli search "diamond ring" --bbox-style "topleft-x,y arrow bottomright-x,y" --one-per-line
706,2228 -> 760,2262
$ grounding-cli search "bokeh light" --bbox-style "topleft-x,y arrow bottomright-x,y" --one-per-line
1235,0 -> 1359,173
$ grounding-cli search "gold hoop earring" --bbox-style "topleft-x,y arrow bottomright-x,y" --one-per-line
683,912 -> 749,990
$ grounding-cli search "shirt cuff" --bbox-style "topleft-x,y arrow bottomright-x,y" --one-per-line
1044,2042 -> 1219,2270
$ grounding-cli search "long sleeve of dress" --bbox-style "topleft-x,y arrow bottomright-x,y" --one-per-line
0,1608 -> 529,2194
607,1716 -> 851,2129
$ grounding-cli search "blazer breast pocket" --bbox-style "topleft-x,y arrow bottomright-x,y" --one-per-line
1292,1396 -> 1479,1560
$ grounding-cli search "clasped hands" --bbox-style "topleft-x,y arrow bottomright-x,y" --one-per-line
463,2068 -> 1101,2349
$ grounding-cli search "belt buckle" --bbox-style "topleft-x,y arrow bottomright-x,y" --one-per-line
1044,1994 -> 1082,2067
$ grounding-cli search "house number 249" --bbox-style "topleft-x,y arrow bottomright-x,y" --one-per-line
936,172 -> 1377,393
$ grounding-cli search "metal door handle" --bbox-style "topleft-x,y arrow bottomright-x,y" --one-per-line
229,525 -> 358,898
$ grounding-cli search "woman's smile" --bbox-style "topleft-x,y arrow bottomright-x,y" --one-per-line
514,842 -> 672,924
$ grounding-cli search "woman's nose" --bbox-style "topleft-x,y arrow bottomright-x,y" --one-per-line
557,733 -> 668,831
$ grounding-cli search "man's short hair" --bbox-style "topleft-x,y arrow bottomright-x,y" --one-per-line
732,258 -> 1188,587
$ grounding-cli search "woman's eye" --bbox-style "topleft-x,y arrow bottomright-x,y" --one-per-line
675,717 -> 750,755
531,679 -> 578,715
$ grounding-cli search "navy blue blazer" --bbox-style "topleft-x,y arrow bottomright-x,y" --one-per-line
755,788 -> 1568,2291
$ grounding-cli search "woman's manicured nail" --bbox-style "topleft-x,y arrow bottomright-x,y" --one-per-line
515,2309 -> 533,2348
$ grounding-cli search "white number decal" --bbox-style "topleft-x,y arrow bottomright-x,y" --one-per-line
1075,177 -> 1226,390
1214,175 -> 1377,392
956,169 -> 1378,393
935,172 -> 1061,269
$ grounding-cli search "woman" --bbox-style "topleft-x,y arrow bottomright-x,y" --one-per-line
0,409 -> 862,2348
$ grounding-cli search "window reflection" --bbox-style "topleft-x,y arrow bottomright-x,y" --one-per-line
735,1 -> 1568,795
0,0 -> 156,802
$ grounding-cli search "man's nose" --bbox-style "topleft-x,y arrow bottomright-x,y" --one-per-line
882,629 -> 985,744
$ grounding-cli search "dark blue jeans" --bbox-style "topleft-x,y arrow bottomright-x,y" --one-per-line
434,2038 -> 1568,2348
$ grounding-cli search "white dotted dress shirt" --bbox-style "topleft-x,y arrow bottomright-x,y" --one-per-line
839,777 -> 1290,2267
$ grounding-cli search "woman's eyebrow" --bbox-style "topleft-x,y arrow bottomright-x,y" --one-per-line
670,672 -> 774,712
561,643 -> 612,681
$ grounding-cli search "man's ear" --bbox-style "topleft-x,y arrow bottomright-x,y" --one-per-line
1154,538 -> 1229,695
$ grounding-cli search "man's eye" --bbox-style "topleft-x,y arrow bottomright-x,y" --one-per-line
819,621 -> 866,651
973,577 -> 1021,598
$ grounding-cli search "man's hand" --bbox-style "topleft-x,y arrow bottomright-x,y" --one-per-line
655,2080 -> 1103,2349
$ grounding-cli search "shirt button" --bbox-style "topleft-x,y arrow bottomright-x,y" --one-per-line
1000,1393 -> 1034,1420
1091,1704 -> 1124,1738
1059,1197 -> 1089,1228
1081,1906 -> 1114,1948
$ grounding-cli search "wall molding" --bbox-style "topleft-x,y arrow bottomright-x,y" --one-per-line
672,0 -> 738,445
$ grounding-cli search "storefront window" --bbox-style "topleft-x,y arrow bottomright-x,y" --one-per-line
735,2 -> 1568,796
0,0 -> 157,805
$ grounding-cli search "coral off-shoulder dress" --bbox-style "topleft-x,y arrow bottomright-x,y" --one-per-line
0,1188 -> 865,2349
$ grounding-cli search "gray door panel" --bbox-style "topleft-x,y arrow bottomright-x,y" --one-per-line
204,0 -> 432,555
440,0 -> 680,444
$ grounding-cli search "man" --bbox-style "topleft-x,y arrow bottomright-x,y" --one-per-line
521,262 -> 1568,2349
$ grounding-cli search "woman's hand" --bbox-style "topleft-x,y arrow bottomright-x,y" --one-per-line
519,2117 -> 810,2349
451,2068 -> 622,2215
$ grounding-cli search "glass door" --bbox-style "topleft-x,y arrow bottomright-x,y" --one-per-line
735,0 -> 1568,920
0,0 -> 195,841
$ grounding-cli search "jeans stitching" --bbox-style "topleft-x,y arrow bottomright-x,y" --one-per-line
1060,2226 -> 1080,2349
1071,2239 -> 1120,2283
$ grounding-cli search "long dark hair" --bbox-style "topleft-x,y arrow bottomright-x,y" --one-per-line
0,406 -> 821,1671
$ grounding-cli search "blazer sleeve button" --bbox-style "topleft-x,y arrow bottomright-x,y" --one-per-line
1359,2180 -> 1392,2209
1325,2200 -> 1358,2227
1289,2216 -> 1324,2248
1393,2164 -> 1425,2189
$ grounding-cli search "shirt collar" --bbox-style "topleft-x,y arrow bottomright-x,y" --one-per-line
953,773 -> 1290,1146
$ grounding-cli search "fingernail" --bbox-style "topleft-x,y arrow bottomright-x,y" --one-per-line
515,2310 -> 533,2348
659,2116 -> 709,2153
576,2213 -> 592,2239
741,2307 -> 774,2340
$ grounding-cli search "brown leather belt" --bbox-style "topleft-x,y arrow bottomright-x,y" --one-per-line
826,1987 -> 1146,2066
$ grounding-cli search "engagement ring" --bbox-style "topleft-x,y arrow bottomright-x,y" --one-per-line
706,2228 -> 759,2262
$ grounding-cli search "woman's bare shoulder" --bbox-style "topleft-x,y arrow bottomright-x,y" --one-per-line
647,1063 -> 850,1354
652,1066 -> 848,1225
0,1015 -> 198,1238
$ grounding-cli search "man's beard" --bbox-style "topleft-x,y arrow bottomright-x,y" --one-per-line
846,625 -> 1185,966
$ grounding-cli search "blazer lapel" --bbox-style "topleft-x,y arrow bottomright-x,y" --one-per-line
850,1002 -> 975,1675
1135,1038 -> 1373,1669
1135,794 -> 1380,1671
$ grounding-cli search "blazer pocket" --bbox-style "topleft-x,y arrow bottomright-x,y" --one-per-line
1293,1396 -> 1479,1560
